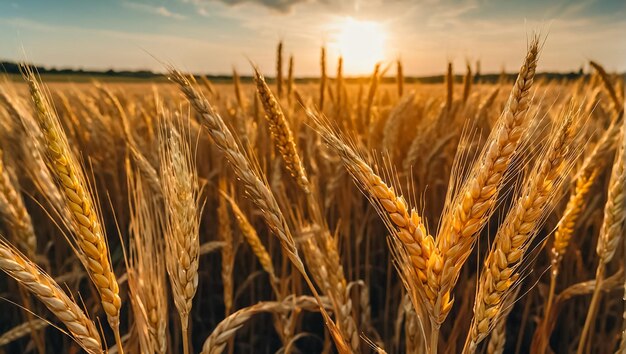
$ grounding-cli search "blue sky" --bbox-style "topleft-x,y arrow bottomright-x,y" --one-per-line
0,0 -> 624,76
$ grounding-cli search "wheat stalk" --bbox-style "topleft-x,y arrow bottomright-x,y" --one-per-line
218,178 -> 235,316
127,163 -> 168,354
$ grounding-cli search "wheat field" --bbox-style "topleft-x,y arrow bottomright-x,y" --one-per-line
0,37 -> 625,354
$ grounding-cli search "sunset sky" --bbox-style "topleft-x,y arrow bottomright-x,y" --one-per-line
0,0 -> 624,76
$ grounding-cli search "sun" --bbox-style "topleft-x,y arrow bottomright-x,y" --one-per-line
332,18 -> 387,75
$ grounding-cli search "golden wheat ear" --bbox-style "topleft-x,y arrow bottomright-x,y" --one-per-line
252,65 -> 310,194
0,240 -> 103,354
21,66 -> 124,353
0,319 -> 49,347
305,105 -> 440,348
168,68 -> 350,353
158,113 -> 201,354
0,149 -> 37,256
578,123 -> 625,353
466,102 -> 582,352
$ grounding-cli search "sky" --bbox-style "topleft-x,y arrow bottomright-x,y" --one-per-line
0,0 -> 624,76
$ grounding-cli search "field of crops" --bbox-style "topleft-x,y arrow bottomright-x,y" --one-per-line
0,36 -> 625,354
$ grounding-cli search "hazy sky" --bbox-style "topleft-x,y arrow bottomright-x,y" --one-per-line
0,0 -> 624,76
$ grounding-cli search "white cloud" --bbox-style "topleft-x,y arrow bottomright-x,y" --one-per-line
123,2 -> 187,20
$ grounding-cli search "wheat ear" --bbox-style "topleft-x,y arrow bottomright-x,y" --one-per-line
434,37 -> 540,325
466,103 -> 578,352
462,62 -> 473,104
578,125 -> 625,354
159,116 -> 201,354
320,46 -> 326,111
589,61 -> 622,113
254,68 -> 356,348
0,149 -> 37,256
0,89 -> 68,220
201,296 -> 328,354
232,68 -> 244,109
168,69 -> 350,353
23,68 -> 124,352
287,54 -> 294,100
0,319 -> 48,347
0,241 -> 102,353
253,67 -> 310,193
542,169 -> 598,324
306,107 -> 439,347
276,41 -> 283,98
221,192 -> 278,286
445,62 -> 453,111
336,56 -> 344,112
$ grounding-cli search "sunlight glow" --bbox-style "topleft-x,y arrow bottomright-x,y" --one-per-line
332,18 -> 387,75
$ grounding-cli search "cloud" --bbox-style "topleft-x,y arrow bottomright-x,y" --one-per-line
187,0 -> 350,14
0,17 -> 207,46
223,0 -> 308,13
123,2 -> 187,20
